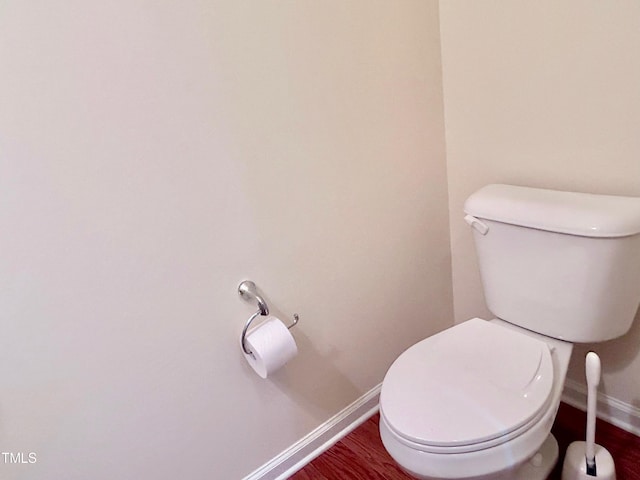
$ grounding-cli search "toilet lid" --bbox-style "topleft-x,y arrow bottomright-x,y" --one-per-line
380,318 -> 554,449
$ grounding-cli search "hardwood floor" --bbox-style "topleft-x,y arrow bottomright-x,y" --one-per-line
291,403 -> 640,480
290,414 -> 408,480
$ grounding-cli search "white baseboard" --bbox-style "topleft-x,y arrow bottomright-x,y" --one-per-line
242,383 -> 382,480
562,378 -> 640,437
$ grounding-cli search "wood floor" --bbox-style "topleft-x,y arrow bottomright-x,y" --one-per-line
291,402 -> 640,480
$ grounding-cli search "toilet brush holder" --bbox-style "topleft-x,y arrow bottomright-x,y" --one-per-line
562,441 -> 615,480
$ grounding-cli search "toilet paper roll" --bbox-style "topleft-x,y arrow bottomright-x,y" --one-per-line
243,316 -> 298,378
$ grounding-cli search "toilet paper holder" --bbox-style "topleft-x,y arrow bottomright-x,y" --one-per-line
238,280 -> 300,355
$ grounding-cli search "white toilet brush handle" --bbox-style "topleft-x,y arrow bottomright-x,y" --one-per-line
585,352 -> 601,474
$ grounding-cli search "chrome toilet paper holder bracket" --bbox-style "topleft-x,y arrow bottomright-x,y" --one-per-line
238,280 -> 300,355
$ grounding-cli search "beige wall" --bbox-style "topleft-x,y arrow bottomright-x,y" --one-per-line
440,1 -> 640,405
0,1 -> 451,478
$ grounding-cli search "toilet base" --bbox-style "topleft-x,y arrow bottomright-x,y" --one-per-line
452,434 -> 559,480
511,433 -> 558,480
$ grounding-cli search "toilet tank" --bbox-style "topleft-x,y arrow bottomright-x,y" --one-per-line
464,184 -> 640,343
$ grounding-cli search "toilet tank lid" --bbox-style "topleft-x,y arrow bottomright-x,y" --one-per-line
464,184 -> 640,238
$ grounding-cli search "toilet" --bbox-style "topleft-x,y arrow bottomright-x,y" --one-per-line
379,184 -> 640,480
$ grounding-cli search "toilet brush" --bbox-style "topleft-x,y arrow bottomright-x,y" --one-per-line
561,352 -> 616,480
585,352 -> 600,476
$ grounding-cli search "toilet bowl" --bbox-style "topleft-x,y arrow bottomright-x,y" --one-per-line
379,318 -> 572,480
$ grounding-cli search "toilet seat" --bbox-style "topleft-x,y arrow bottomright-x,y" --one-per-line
380,318 -> 554,454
